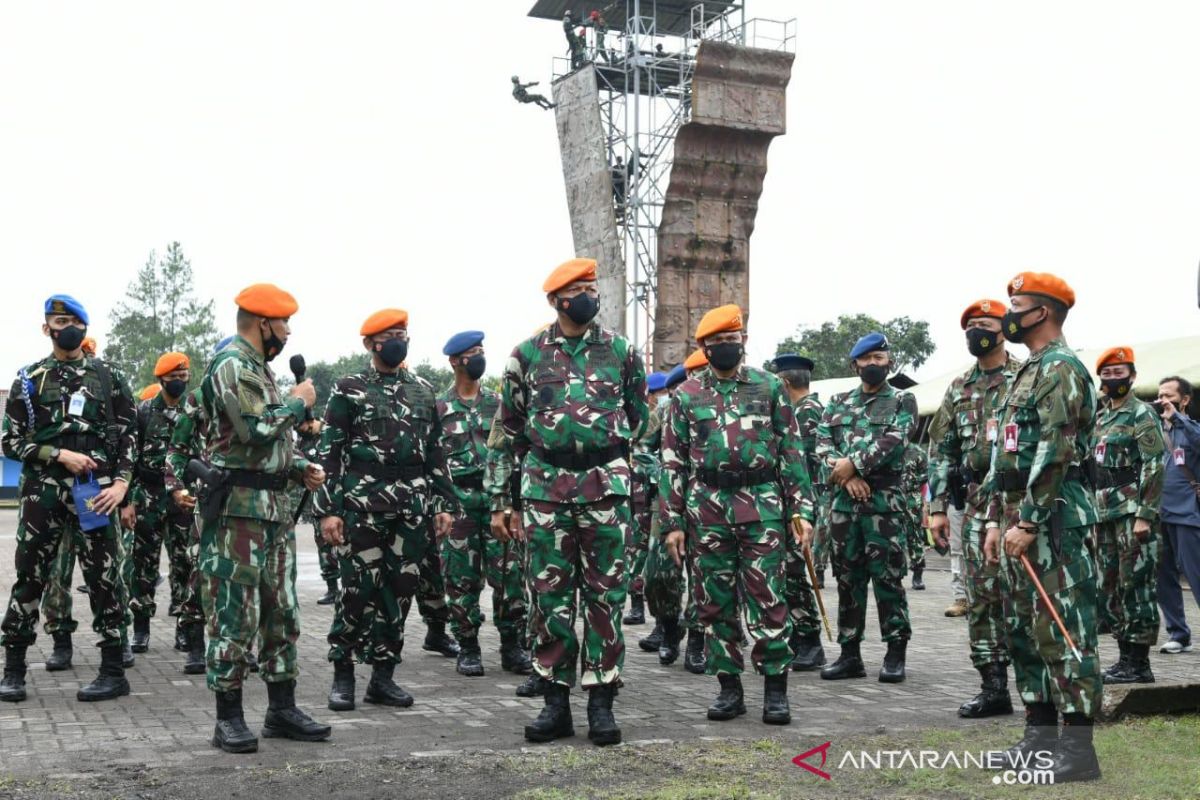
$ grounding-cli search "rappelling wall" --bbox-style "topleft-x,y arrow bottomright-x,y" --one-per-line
552,65 -> 625,333
653,41 -> 794,369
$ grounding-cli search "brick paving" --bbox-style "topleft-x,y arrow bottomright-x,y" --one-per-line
0,508 -> 1195,775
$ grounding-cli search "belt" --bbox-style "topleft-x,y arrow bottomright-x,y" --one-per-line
225,469 -> 288,491
532,443 -> 629,471
866,472 -> 903,491
347,459 -> 424,482
136,465 -> 166,488
1095,466 -> 1137,490
996,465 -> 1084,492
56,433 -> 105,452
696,465 -> 774,490
455,473 -> 484,491
961,465 -> 986,486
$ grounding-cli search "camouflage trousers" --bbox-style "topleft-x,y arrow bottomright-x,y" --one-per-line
177,514 -> 204,626
328,511 -> 427,665
314,527 -> 339,583
408,522 -> 448,625
2,476 -> 126,648
810,499 -> 830,572
693,521 -> 791,676
829,511 -> 911,644
443,506 -> 527,641
903,511 -> 926,572
625,482 -> 652,596
524,497 -> 628,688
129,491 -> 191,619
962,513 -> 1009,667
999,523 -> 1101,717
199,515 -> 298,691
644,529 -> 700,630
1096,515 -> 1160,646
783,533 -> 821,638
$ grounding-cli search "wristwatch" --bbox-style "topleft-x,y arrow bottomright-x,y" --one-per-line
47,446 -> 61,462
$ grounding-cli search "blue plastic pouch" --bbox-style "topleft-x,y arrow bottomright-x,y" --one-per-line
72,473 -> 110,532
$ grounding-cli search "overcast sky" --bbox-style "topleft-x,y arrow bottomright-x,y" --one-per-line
2,1 -> 1198,387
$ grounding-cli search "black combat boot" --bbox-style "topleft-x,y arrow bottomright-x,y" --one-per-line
658,618 -> 684,666
586,684 -> 621,746
516,674 -> 547,698
623,594 -> 645,625
878,639 -> 908,683
762,672 -> 791,725
456,638 -> 485,677
500,629 -> 533,674
1051,714 -> 1101,783
1104,639 -> 1130,678
262,680 -> 332,741
45,632 -> 73,672
174,621 -> 189,652
364,662 -> 414,707
525,682 -> 574,742
78,644 -> 130,702
423,619 -> 459,657
1004,702 -> 1058,770
958,662 -> 1014,718
1104,643 -> 1154,684
820,641 -> 866,680
317,578 -> 338,606
706,673 -> 746,720
639,621 -> 664,652
911,566 -> 925,590
121,639 -> 135,669
184,623 -> 206,675
683,629 -> 706,674
212,688 -> 258,753
328,659 -> 356,711
0,646 -> 28,703
790,632 -> 827,671
131,615 -> 151,653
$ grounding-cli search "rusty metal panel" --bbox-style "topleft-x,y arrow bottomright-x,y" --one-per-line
552,65 -> 625,333
653,41 -> 794,369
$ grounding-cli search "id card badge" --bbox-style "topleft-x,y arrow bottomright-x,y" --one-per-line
1094,436 -> 1107,462
68,393 -> 86,416
985,418 -> 999,443
1003,422 -> 1019,453
1174,447 -> 1186,466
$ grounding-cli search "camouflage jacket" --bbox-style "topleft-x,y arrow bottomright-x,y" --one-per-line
314,365 -> 457,518
199,336 -> 308,522
129,393 -> 185,507
927,354 -> 1022,517
793,392 -> 825,491
2,354 -> 136,484
484,404 -> 522,513
902,441 -> 928,518
632,401 -> 666,494
436,386 -> 500,511
165,387 -> 211,496
659,365 -> 813,531
1091,395 -> 1164,523
500,322 -> 648,504
982,337 -> 1098,530
815,384 -> 918,514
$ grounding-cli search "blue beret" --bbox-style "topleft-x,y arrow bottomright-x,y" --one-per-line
213,335 -> 235,354
44,294 -> 89,325
647,372 -> 668,392
770,353 -> 815,373
849,332 -> 889,360
665,364 -> 687,388
443,330 -> 485,356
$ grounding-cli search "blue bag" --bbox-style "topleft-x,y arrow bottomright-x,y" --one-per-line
71,473 -> 111,532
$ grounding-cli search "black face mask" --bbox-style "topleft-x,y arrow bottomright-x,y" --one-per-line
705,342 -> 744,372
52,325 -> 87,353
1000,306 -> 1046,344
162,379 -> 187,399
377,338 -> 408,368
966,328 -> 1000,358
859,363 -> 889,388
260,320 -> 286,362
557,292 -> 599,326
1101,377 -> 1133,399
462,354 -> 486,381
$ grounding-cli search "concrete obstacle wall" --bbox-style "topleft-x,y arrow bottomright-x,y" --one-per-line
653,41 -> 794,369
552,65 -> 625,333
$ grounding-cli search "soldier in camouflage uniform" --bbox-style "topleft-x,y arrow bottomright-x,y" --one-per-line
436,330 -> 530,677
1,295 -> 136,704
928,299 -> 1020,718
981,273 -> 1101,782
816,332 -> 917,683
500,258 -> 647,746
1090,347 -> 1164,684
316,309 -> 458,714
293,419 -> 338,605
623,370 -> 668,627
404,524 -> 458,657
662,306 -> 813,725
198,284 -> 330,753
901,442 -> 929,589
771,354 -> 828,672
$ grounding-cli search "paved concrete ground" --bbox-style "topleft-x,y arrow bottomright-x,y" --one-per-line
0,508 -> 1196,777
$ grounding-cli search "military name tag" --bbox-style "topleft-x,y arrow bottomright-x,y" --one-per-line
1004,422 -> 1019,453
1174,447 -> 1186,466
985,419 -> 998,443
68,392 -> 86,416
1094,437 -> 1107,462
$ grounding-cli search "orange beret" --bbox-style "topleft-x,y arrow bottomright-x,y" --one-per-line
139,384 -> 162,401
1007,272 -> 1075,309
1096,346 -> 1135,374
153,352 -> 190,378
684,348 -> 709,372
542,258 -> 597,293
360,308 -> 409,336
235,283 -> 299,318
695,304 -> 744,342
959,298 -> 1007,330
81,337 -> 97,356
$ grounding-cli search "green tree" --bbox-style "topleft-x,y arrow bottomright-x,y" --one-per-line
770,314 -> 936,380
105,242 -> 221,390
